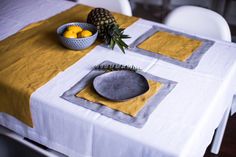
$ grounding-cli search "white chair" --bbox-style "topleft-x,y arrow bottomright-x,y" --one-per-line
79,0 -> 132,16
164,5 -> 231,41
164,5 -> 232,155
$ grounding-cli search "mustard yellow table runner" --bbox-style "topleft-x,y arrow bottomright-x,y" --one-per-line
0,4 -> 138,127
138,31 -> 202,62
76,80 -> 162,117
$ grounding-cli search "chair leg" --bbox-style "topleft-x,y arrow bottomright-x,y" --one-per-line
163,0 -> 171,10
210,106 -> 231,154
144,0 -> 150,10
223,0 -> 231,17
210,0 -> 228,16
129,0 -> 136,11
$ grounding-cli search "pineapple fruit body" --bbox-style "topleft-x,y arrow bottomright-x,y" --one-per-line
87,8 -> 130,53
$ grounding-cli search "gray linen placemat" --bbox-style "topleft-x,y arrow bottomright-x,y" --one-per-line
129,25 -> 215,69
61,61 -> 177,128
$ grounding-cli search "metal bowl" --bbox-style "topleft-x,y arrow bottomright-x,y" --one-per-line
57,22 -> 98,50
93,71 -> 149,101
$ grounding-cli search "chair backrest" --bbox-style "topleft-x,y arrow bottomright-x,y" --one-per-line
79,0 -> 132,16
164,6 -> 231,41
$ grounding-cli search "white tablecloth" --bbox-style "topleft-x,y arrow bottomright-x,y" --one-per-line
1,1 -> 236,157
0,0 -> 75,41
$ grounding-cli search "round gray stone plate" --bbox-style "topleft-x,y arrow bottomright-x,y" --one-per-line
93,71 -> 149,101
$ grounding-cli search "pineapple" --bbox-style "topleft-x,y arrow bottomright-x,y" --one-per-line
87,8 -> 130,53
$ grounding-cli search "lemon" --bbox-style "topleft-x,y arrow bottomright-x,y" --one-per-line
63,30 -> 77,38
79,30 -> 93,38
67,25 -> 83,33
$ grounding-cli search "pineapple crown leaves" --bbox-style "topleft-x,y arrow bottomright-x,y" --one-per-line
94,64 -> 140,72
103,24 -> 130,53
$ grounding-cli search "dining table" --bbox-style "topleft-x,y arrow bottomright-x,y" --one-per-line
0,1 -> 236,157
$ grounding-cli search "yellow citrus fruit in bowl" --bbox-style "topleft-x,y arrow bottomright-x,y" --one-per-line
67,25 -> 83,33
63,30 -> 77,38
79,30 -> 93,38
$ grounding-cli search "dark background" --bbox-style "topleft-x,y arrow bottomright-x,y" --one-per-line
131,0 -> 236,42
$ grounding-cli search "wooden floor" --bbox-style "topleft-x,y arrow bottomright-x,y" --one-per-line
133,3 -> 236,157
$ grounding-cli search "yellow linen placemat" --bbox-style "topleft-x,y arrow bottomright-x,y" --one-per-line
76,80 -> 162,117
137,31 -> 202,62
0,4 -> 138,127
